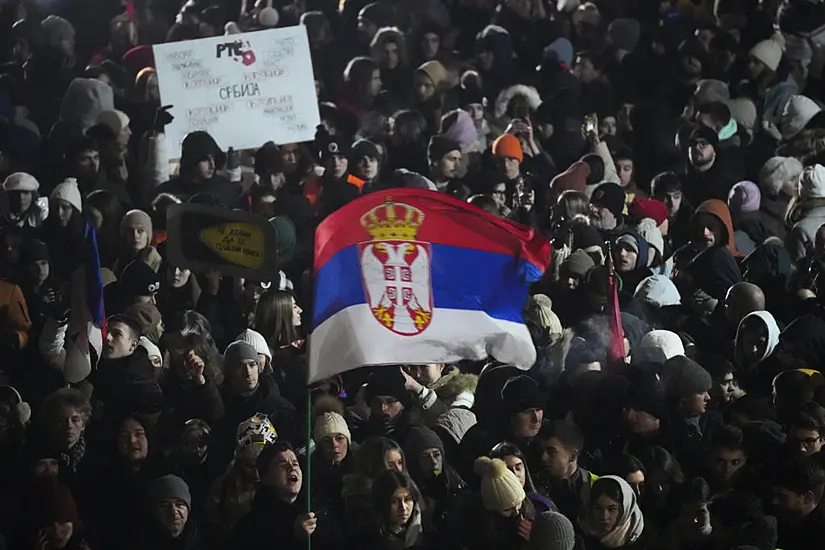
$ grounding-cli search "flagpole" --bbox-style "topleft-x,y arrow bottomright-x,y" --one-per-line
306,385 -> 312,550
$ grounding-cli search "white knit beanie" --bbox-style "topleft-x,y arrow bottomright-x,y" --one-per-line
780,95 -> 822,140
96,109 -> 131,136
50,177 -> 82,212
635,330 -> 685,364
799,164 -> 825,200
634,274 -> 681,308
749,36 -> 784,72
313,412 -> 351,442
258,6 -> 279,27
524,294 -> 563,336
2,172 -> 39,192
121,209 -> 153,243
236,328 -> 271,360
727,98 -> 757,133
759,156 -> 804,197
474,456 -> 526,512
635,218 -> 664,262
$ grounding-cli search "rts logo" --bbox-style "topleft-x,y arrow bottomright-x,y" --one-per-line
216,40 -> 256,66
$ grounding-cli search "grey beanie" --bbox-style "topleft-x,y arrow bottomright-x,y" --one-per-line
759,156 -> 804,197
663,355 -> 712,400
41,15 -> 75,49
148,475 -> 192,508
530,511 -> 576,550
224,341 -> 259,366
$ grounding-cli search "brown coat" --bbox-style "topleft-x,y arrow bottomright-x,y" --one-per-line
0,281 -> 31,349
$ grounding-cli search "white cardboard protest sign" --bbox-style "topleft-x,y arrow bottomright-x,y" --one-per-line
153,27 -> 320,152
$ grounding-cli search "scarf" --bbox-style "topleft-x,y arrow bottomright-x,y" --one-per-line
580,476 -> 645,548
61,436 -> 86,474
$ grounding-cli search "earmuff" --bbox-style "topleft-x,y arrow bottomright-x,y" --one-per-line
183,418 -> 213,446
0,385 -> 31,425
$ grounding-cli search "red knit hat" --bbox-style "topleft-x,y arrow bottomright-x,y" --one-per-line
122,45 -> 155,75
492,134 -> 523,163
628,197 -> 669,226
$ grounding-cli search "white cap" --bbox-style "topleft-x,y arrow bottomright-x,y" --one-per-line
236,328 -> 271,360
799,164 -> 825,200
50,177 -> 82,212
2,172 -> 39,192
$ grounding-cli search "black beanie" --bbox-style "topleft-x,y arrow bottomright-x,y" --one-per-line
501,375 -> 544,417
663,356 -> 712,400
181,131 -> 223,167
428,135 -> 461,164
366,369 -> 410,407
626,371 -> 667,420
688,125 -> 719,148
119,260 -> 160,297
591,182 -> 626,221
405,425 -> 444,460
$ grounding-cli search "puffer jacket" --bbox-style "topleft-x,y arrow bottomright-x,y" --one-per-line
786,203 -> 825,263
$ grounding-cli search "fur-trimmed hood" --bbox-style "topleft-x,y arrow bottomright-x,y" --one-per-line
494,84 -> 542,120
430,368 -> 478,400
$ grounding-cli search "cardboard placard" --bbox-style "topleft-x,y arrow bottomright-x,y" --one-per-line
153,26 -> 320,151
165,203 -> 279,280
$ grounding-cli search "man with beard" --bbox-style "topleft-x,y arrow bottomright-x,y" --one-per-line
773,456 -> 825,550
427,136 -> 462,192
131,475 -> 202,550
64,136 -> 133,208
684,126 -> 744,205
590,182 -> 627,238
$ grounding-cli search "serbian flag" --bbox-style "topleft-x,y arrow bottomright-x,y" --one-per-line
64,221 -> 105,383
309,189 -> 551,382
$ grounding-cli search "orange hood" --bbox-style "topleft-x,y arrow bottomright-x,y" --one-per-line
694,199 -> 744,257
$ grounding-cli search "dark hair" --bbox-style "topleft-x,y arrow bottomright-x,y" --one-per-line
490,441 -> 538,492
774,456 -> 825,500
581,154 -> 604,185
107,314 -> 142,339
537,420 -> 584,452
683,476 -> 711,503
591,477 -> 623,503
344,56 -> 379,95
165,310 -> 219,355
576,50 -> 604,72
150,193 -> 182,231
256,441 -> 296,478
651,171 -> 683,198
391,109 -> 429,148
66,135 -> 99,162
696,101 -> 731,127
41,388 -> 92,424
789,401 -> 825,433
609,454 -> 646,479
710,425 -> 747,453
254,290 -> 299,349
373,470 -> 419,523
167,331 -> 224,386
636,446 -> 685,484
468,194 -> 500,216
355,437 -> 405,479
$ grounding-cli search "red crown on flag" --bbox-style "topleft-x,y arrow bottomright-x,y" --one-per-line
360,199 -> 425,241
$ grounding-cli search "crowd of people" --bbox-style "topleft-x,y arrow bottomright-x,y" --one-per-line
3,0 -> 825,549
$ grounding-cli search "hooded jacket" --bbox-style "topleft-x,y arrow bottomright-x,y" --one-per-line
734,311 -> 781,368
693,199 -> 745,257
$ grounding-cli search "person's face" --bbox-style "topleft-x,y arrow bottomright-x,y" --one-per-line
156,499 -> 189,538
55,199 -> 74,227
8,190 -> 33,214
713,372 -> 737,404
264,449 -> 303,497
369,69 -> 383,97
280,144 -> 300,174
33,458 -> 60,478
738,320 -> 768,364
590,494 -> 622,536
616,159 -> 633,187
663,190 -> 682,216
491,183 -> 507,207
503,454 -> 527,487
244,284 -> 264,310
681,54 -> 703,77
169,266 -> 191,288
478,50 -> 494,71
626,407 -> 660,434
414,72 -> 436,102
196,155 -> 216,180
615,243 -> 638,272
29,259 -> 50,286
626,470 -> 645,496
590,205 -> 617,231
146,73 -> 160,102
356,156 -> 379,180
87,206 -> 104,230
417,447 -> 443,477
681,392 -> 710,416
697,222 -> 717,250
772,487 -> 813,520
618,104 -> 634,131
540,436 -> 576,479
573,57 -> 599,83
117,124 -> 132,151
421,33 -> 440,59
436,151 -> 462,180
511,408 -> 543,438
712,448 -> 747,485
291,296 -> 302,327
405,364 -> 444,386
104,321 -> 137,359
230,360 -> 260,393
689,140 -> 714,167
497,157 -> 521,181
179,426 -> 208,465
746,56 -> 765,80
251,194 -> 276,217
55,405 -> 86,449
599,116 -> 617,136
124,225 -> 149,252
467,103 -> 485,121
44,521 -> 74,549
75,149 -> 100,178
320,433 -> 348,463
118,417 -> 148,463
388,488 -> 415,527
328,155 -> 348,179
385,449 -> 404,472
788,426 -> 824,456
370,396 -> 404,421
382,41 -> 400,69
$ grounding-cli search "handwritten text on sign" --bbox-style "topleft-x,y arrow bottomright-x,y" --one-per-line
153,27 -> 320,151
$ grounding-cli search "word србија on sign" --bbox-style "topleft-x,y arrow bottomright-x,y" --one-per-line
153,27 -> 320,150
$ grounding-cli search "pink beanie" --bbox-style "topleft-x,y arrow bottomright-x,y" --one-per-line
727,180 -> 761,216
